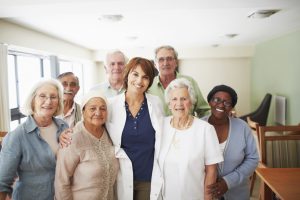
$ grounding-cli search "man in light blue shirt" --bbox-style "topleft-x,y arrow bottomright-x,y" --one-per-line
90,50 -> 127,97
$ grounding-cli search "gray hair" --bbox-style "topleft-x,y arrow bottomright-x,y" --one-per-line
164,78 -> 196,105
154,45 -> 178,60
21,78 -> 64,116
105,49 -> 128,67
57,71 -> 80,86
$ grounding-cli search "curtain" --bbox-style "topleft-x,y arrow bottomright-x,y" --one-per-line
0,43 -> 10,131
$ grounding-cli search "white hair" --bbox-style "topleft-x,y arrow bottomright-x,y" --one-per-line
105,49 -> 128,67
20,78 -> 64,116
164,78 -> 196,105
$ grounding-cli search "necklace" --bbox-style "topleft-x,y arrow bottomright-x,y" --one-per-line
170,115 -> 194,130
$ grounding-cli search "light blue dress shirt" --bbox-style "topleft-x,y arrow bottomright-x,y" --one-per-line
0,115 -> 68,200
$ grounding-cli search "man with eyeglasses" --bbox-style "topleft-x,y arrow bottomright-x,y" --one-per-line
57,72 -> 81,128
90,50 -> 127,97
148,45 -> 210,117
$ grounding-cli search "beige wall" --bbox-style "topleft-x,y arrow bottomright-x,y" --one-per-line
179,57 -> 251,116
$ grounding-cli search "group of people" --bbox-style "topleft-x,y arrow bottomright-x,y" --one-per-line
0,45 -> 259,200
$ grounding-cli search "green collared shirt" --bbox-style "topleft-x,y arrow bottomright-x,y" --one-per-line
148,72 -> 210,117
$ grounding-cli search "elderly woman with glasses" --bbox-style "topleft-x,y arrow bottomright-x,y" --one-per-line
202,85 -> 259,200
159,78 -> 223,200
0,79 -> 68,200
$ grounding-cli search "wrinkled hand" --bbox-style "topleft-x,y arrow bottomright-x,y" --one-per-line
59,128 -> 73,148
207,178 -> 228,199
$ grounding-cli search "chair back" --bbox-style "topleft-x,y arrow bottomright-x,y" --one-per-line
240,93 -> 272,126
258,125 -> 300,167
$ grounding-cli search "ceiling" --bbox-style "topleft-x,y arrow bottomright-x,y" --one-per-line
1,0 -> 300,51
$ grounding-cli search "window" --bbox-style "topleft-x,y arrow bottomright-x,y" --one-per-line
7,50 -> 84,130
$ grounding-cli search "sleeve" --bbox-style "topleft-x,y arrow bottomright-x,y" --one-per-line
0,132 -> 22,194
223,125 -> 259,189
204,125 -> 223,165
54,142 -> 80,200
190,78 -> 210,118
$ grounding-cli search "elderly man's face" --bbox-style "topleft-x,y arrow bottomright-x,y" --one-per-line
59,74 -> 79,101
105,53 -> 126,81
155,48 -> 177,77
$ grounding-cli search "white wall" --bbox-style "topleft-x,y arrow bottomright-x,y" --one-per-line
179,57 -> 251,116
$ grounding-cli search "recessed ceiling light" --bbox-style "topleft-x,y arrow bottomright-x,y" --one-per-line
248,9 -> 280,19
98,15 -> 123,22
224,33 -> 238,39
125,36 -> 138,41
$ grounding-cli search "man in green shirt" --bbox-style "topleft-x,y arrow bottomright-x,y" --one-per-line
148,45 -> 210,117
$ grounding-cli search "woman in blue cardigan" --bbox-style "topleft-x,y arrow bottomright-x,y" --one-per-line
202,85 -> 259,200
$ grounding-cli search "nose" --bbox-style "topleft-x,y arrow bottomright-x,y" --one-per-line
44,97 -> 52,103
136,76 -> 143,83
162,59 -> 168,65
65,85 -> 71,90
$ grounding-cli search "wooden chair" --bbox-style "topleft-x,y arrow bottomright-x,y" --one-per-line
258,125 -> 300,167
0,131 -> 7,142
255,125 -> 300,199
247,117 -> 261,196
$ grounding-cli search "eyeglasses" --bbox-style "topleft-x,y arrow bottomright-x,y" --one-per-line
61,81 -> 77,88
157,56 -> 175,63
211,97 -> 232,107
37,94 -> 58,102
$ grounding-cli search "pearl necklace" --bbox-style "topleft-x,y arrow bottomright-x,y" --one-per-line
171,115 -> 194,130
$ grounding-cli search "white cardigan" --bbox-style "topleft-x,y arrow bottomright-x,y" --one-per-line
106,93 -> 164,200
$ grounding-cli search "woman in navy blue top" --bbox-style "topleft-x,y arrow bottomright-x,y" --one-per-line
106,57 -> 164,200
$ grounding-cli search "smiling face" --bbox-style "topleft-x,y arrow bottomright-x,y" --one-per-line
33,84 -> 59,119
155,48 -> 177,77
59,74 -> 80,101
127,65 -> 150,95
83,97 -> 107,128
168,87 -> 192,119
105,52 -> 126,82
209,91 -> 233,120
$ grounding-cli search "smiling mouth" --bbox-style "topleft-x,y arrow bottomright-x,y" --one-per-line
216,108 -> 224,112
64,91 -> 73,94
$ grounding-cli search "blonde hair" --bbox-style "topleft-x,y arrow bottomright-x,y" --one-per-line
21,78 -> 64,116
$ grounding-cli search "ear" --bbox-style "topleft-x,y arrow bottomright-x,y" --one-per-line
104,65 -> 108,73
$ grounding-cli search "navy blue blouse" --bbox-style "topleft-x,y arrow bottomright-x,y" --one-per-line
121,97 -> 155,181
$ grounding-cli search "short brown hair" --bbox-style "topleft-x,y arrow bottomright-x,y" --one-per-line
123,57 -> 156,91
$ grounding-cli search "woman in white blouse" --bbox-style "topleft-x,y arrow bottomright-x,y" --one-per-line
159,78 -> 223,200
